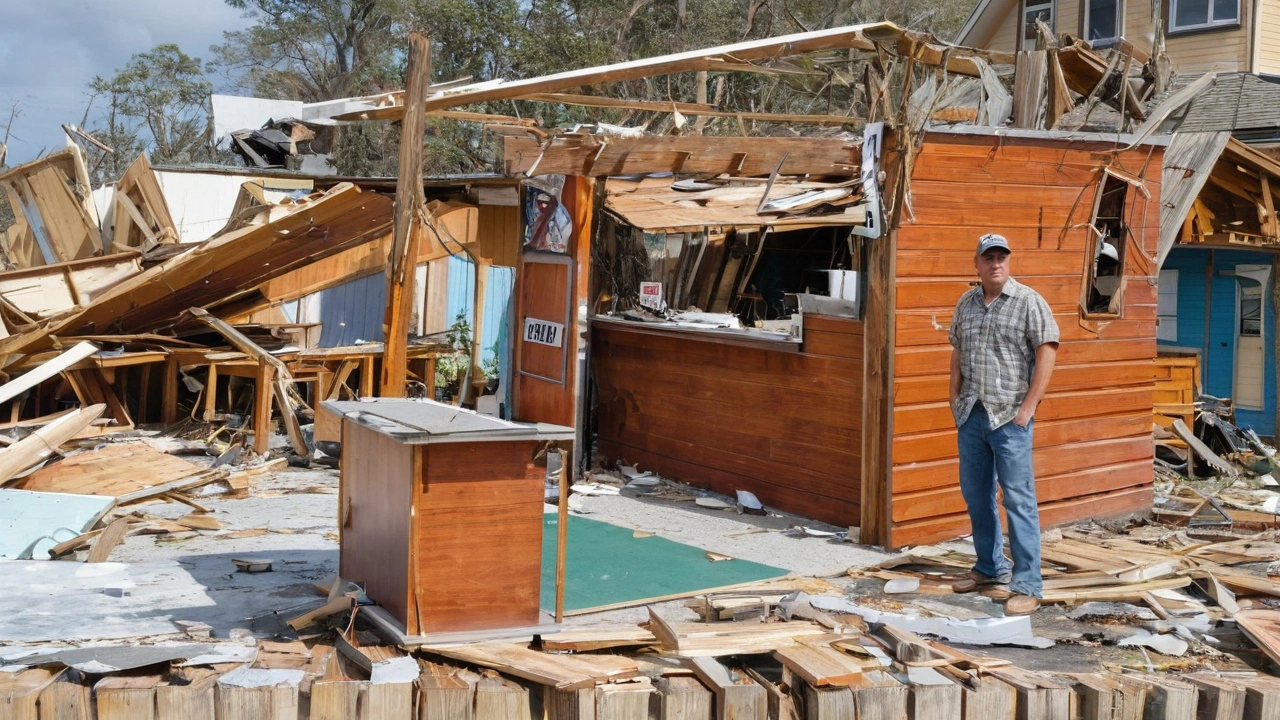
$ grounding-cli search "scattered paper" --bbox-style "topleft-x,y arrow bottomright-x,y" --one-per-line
884,578 -> 920,594
810,596 -> 1054,649
695,497 -> 732,510
1118,629 -> 1188,657
371,656 -> 420,684
571,483 -> 620,496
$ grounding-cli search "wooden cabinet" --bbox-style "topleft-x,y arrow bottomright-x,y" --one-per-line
326,399 -> 573,637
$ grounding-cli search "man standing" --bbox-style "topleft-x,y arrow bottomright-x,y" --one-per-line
948,234 -> 1059,616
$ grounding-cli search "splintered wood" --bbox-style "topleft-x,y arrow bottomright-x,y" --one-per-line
21,442 -> 213,500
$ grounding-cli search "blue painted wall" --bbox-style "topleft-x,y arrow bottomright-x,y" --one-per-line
445,255 -> 516,367
316,272 -> 386,347
1159,247 -> 1276,436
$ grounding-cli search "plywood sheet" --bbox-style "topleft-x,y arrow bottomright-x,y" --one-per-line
22,442 -> 206,497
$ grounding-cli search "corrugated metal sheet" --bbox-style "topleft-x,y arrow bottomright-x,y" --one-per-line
1158,131 -> 1231,268
316,273 -> 386,347
445,255 -> 515,366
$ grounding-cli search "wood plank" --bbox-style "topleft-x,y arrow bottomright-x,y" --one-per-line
774,644 -> 864,687
1243,674 -> 1280,720
0,342 -> 96,406
95,674 -> 160,720
155,668 -> 218,720
1236,610 -> 1280,669
423,642 -> 638,691
0,404 -> 106,486
0,669 -> 59,720
38,678 -> 91,720
1072,673 -> 1145,720
419,665 -> 476,720
473,675 -> 532,720
687,657 -> 767,720
24,442 -> 208,497
381,32 -> 431,398
656,677 -> 713,720
1184,675 -> 1246,720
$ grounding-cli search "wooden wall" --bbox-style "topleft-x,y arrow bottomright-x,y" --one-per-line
884,133 -> 1160,548
593,314 -> 864,527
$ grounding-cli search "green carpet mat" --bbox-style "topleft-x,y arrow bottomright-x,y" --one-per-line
539,513 -> 789,615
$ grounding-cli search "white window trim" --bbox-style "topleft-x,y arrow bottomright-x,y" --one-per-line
1157,268 -> 1178,342
1021,0 -> 1056,50
1169,0 -> 1240,32
1084,0 -> 1124,46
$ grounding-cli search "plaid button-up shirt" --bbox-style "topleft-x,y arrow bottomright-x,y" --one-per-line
949,277 -> 1060,429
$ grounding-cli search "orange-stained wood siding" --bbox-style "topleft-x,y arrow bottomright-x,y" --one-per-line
593,313 -> 864,527
886,132 -> 1160,548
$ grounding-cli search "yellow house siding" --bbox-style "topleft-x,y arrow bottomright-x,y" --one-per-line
990,7 -> 1022,52
1257,0 -> 1280,74
1124,0 -> 1156,44
1167,26 -> 1250,72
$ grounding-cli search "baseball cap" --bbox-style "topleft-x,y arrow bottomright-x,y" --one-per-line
976,233 -> 1012,256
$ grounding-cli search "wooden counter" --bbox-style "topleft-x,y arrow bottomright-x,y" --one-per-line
326,399 -> 574,636
591,314 -> 864,526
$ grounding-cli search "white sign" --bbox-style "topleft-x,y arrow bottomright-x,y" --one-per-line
639,282 -> 664,311
523,317 -> 564,348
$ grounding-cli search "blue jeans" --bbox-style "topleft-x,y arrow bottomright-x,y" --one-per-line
957,403 -> 1043,598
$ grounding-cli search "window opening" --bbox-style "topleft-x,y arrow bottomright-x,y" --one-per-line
1084,175 -> 1129,317
1022,0 -> 1055,47
1170,0 -> 1239,32
1085,0 -> 1122,46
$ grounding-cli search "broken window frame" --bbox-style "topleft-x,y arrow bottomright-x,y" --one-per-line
1021,0 -> 1056,47
1080,174 -> 1130,319
1084,0 -> 1123,47
1169,0 -> 1240,33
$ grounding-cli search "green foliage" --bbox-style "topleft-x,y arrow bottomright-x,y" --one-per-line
87,44 -> 215,175
434,310 -> 473,393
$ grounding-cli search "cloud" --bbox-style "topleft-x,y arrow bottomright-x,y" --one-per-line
0,0 -> 250,165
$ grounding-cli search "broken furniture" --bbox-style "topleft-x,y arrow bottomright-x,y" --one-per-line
324,398 -> 573,638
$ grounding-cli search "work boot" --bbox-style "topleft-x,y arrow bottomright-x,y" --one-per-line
1004,594 -> 1040,616
967,570 -> 1011,588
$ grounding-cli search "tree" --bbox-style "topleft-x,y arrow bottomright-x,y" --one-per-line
213,0 -> 399,102
86,44 -> 216,181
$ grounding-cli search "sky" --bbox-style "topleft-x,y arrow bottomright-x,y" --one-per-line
0,0 -> 251,166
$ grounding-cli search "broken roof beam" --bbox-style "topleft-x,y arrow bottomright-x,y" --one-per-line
314,23 -> 902,122
505,135 -> 860,178
514,93 -> 863,127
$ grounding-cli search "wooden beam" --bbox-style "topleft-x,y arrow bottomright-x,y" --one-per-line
520,93 -> 716,114
327,23 -> 900,121
380,32 -> 431,398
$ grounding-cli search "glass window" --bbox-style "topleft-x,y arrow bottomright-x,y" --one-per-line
1170,0 -> 1239,31
1240,293 -> 1262,336
1023,0 -> 1055,44
1087,0 -> 1121,44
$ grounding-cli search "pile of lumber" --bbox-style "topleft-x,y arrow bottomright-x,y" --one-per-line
5,602 -> 1280,720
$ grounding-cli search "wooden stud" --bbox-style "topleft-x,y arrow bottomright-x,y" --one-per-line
162,354 -> 179,425
1123,675 -> 1198,720
309,681 -> 360,720
0,669 -> 59,720
214,676 -> 298,720
473,675 -> 532,720
1184,675 -> 1245,720
202,363 -> 218,421
380,32 -> 432,398
1072,673 -> 1145,720
95,675 -> 161,720
595,682 -> 652,720
906,668 -> 961,720
360,357 -> 375,398
960,672 -> 1017,720
988,668 -> 1071,720
253,362 -> 273,455
688,657 -> 767,720
1244,674 -> 1280,720
419,667 -> 476,720
656,676 -> 714,720
465,258 -> 491,406
38,678 -> 92,720
155,669 -> 218,720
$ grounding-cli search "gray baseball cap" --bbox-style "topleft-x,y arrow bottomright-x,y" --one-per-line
976,233 -> 1012,255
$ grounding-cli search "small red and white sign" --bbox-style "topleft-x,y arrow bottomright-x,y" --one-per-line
523,317 -> 564,348
639,282 -> 664,311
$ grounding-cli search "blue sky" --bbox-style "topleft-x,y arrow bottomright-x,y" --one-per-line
0,0 -> 250,165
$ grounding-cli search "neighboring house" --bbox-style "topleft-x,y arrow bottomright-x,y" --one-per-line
957,0 -> 1280,75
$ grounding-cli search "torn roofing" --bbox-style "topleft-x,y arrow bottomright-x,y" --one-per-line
1158,131 -> 1232,268
1173,73 -> 1280,134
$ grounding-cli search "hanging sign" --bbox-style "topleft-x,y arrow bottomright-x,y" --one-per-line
523,317 -> 565,348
